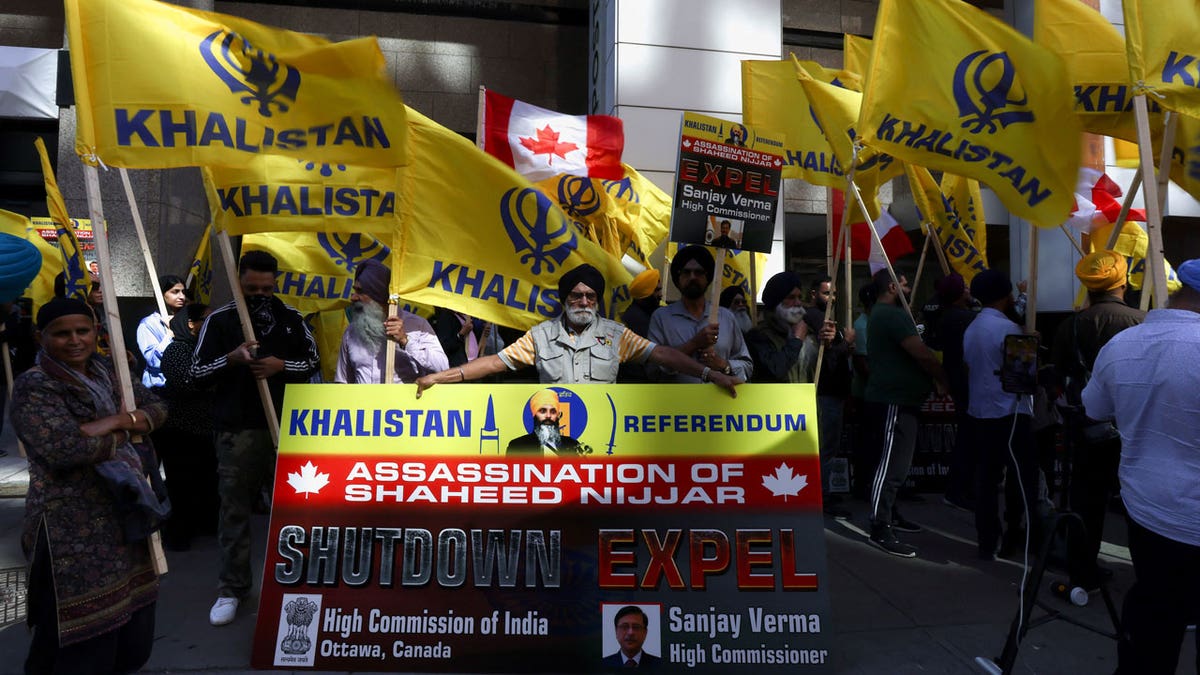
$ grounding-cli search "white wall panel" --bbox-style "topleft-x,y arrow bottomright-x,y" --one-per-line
614,0 -> 781,56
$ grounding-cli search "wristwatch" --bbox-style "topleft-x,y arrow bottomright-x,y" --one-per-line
722,365 -> 734,376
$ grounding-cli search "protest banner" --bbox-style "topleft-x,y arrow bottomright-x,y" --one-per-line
670,112 -> 783,254
252,383 -> 832,672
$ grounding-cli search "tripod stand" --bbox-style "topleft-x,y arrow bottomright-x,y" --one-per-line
977,511 -> 1121,675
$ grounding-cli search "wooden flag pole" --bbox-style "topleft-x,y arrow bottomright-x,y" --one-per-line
1133,95 -> 1169,309
910,234 -> 933,296
476,86 -> 487,150
82,162 -> 167,576
848,180 -> 915,324
215,230 -> 280,445
384,303 -> 398,384
1141,110 -> 1179,311
748,253 -> 758,326
926,223 -> 952,276
709,249 -> 727,324
843,199 -> 853,329
825,187 -> 835,275
1059,224 -> 1086,257
118,169 -> 167,319
1104,168 -> 1142,251
815,207 -> 852,390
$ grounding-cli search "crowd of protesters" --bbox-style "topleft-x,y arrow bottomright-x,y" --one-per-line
5,243 -> 1197,674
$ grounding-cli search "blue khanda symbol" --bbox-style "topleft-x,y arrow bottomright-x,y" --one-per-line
316,233 -> 390,272
556,176 -> 602,219
953,50 -> 1035,134
601,176 -> 638,204
57,229 -> 87,298
200,30 -> 300,118
301,160 -> 346,177
500,187 -> 577,276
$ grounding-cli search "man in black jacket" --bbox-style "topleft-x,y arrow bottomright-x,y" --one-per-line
191,250 -> 320,627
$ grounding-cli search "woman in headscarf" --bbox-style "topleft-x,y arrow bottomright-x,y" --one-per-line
11,297 -> 168,674
135,274 -> 187,389
157,302 -> 218,551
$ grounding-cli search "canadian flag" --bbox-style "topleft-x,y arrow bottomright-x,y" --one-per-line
1066,168 -> 1145,232
482,89 -> 624,182
830,189 -> 915,274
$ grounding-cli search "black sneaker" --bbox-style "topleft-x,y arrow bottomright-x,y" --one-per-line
869,524 -> 918,558
892,510 -> 923,533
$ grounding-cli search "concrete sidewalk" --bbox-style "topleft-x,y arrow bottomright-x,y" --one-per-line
0,421 -> 1193,674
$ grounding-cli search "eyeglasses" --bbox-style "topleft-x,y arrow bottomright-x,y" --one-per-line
567,291 -> 598,304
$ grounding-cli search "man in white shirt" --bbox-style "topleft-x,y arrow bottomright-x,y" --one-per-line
1082,259 -> 1200,674
962,269 -> 1038,560
335,259 -> 448,384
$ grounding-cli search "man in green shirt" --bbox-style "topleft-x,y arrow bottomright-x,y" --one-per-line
864,269 -> 948,557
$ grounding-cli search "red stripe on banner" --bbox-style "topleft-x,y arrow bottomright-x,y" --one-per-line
272,455 -> 825,511
584,114 -> 624,180
482,88 -> 516,168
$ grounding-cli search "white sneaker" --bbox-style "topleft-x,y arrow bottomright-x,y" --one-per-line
209,597 -> 239,626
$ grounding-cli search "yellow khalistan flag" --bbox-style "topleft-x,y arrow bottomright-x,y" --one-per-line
64,0 -> 407,168
392,107 -> 633,331
186,224 -> 214,305
534,164 -> 671,270
0,209 -> 60,313
241,231 -> 391,315
1124,0 -> 1200,119
859,0 -> 1081,228
33,138 -> 90,301
1035,0 -> 1164,143
795,61 -> 902,225
202,157 -> 399,236
743,59 -> 842,184
843,35 -> 873,89
905,164 -> 989,282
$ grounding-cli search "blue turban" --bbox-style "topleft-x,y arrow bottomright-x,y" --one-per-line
0,233 -> 41,303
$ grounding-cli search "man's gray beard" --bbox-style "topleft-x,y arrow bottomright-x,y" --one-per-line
534,422 -> 561,449
348,300 -> 387,350
565,306 -> 597,328
733,309 -> 753,333
774,303 -> 804,326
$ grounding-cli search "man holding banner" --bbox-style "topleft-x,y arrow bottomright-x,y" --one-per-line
335,259 -> 447,385
190,251 -> 320,627
416,263 -> 741,396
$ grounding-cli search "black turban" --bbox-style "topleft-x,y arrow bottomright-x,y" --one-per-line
970,268 -> 1012,305
669,245 -> 715,285
558,264 -> 605,303
762,271 -> 802,311
37,297 -> 94,330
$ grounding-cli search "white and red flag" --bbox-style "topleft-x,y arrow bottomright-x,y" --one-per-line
831,188 -> 915,274
482,88 -> 624,182
1066,168 -> 1146,232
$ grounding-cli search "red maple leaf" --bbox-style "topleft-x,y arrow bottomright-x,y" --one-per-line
518,125 -> 579,164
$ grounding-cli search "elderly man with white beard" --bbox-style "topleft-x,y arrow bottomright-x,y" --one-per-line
415,263 -> 742,396
747,271 -> 833,384
506,389 -> 591,456
335,259 -> 448,384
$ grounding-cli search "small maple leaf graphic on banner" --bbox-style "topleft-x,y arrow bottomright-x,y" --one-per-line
519,125 -> 579,164
762,462 -> 808,501
287,461 -> 330,499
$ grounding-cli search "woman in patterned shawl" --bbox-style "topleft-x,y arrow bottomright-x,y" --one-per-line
11,297 -> 168,674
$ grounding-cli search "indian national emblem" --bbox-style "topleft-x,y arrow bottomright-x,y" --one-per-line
279,597 -> 318,655
556,176 -> 602,219
500,187 -> 577,276
200,29 -> 300,117
317,233 -> 390,272
953,50 -> 1034,134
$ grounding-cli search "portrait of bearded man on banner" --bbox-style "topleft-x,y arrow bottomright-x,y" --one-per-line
506,388 -> 591,457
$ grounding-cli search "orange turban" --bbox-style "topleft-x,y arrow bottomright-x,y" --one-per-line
1075,250 -> 1127,291
629,269 -> 660,300
528,389 -> 560,414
